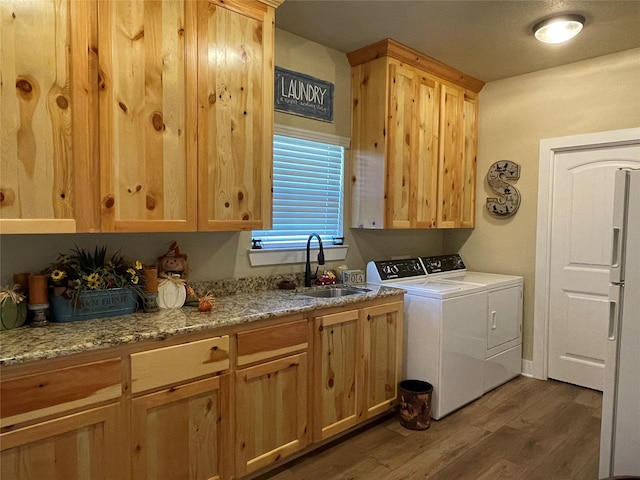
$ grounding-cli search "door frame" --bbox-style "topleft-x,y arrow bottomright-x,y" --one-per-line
533,127 -> 640,380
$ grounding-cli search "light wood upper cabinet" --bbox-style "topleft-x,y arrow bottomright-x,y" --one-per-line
437,85 -> 478,228
98,0 -> 198,232
2,0 -> 280,234
0,0 -> 96,234
348,38 -> 483,229
197,0 -> 276,231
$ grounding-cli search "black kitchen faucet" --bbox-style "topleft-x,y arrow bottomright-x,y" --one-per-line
305,233 -> 325,287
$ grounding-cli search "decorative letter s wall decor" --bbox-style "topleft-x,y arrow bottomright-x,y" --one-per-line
486,161 -> 521,217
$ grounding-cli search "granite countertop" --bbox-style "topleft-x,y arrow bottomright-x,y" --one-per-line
0,283 -> 404,366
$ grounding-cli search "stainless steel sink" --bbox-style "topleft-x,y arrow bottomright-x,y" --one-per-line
297,286 -> 371,298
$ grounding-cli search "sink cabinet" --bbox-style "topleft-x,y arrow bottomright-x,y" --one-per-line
312,300 -> 403,441
348,38 -> 483,229
313,308 -> 362,441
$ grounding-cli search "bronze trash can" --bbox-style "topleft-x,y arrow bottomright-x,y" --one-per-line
398,380 -> 433,430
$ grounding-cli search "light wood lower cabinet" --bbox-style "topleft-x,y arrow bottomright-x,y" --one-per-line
0,297 -> 404,480
313,300 -> 403,442
313,309 -> 362,441
234,354 -> 308,477
129,335 -> 231,480
0,358 -> 124,479
363,302 -> 404,417
131,376 -> 230,480
1,403 -> 121,479
234,319 -> 310,477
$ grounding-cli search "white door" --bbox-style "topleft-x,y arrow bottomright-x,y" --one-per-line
547,144 -> 640,390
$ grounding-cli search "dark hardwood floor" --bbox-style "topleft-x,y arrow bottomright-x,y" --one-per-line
260,376 -> 602,480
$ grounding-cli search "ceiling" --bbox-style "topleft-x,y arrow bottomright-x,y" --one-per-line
275,1 -> 640,83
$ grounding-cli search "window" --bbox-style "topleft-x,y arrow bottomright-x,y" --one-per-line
252,128 -> 346,249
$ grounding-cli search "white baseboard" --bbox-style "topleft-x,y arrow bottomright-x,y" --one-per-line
520,359 -> 534,378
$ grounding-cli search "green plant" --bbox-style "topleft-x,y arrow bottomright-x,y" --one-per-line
47,246 -> 145,304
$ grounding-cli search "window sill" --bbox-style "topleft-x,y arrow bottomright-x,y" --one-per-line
248,245 -> 348,267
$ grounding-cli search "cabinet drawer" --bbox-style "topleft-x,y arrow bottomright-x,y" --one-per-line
237,320 -> 308,366
131,336 -> 229,393
1,358 -> 122,428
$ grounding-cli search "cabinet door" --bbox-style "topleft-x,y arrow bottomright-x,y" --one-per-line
235,353 -> 308,477
413,73 -> 440,228
313,309 -> 362,441
387,63 -> 415,228
387,63 -> 440,229
197,0 -> 275,231
98,0 -> 197,232
460,92 -> 478,228
437,84 -> 478,228
437,83 -> 463,228
350,57 -> 388,229
363,301 -> 403,418
0,0 -> 95,233
1,404 -> 121,479
131,376 -> 230,480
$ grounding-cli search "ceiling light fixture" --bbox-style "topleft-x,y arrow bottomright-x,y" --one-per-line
533,14 -> 585,44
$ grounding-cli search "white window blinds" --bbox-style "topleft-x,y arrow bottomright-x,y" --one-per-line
252,134 -> 344,248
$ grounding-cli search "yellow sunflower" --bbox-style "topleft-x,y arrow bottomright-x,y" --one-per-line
50,269 -> 67,282
86,273 -> 102,290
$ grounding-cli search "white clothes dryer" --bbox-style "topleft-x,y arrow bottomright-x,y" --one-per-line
420,255 -> 524,393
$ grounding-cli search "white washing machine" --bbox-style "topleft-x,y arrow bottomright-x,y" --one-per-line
367,258 -> 488,420
420,255 -> 523,393
367,254 -> 524,419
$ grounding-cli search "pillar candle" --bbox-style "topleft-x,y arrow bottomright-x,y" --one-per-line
13,272 -> 30,294
28,274 -> 49,304
143,267 -> 158,293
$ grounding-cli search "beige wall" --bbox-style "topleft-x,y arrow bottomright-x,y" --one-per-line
446,48 -> 640,361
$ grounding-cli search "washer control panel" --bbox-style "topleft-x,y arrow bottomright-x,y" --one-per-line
420,254 -> 466,275
369,258 -> 426,281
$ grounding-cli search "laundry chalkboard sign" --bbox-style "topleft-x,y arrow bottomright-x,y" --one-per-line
274,67 -> 334,122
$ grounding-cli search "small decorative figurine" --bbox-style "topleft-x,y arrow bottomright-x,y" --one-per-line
157,242 -> 189,309
158,241 -> 189,278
